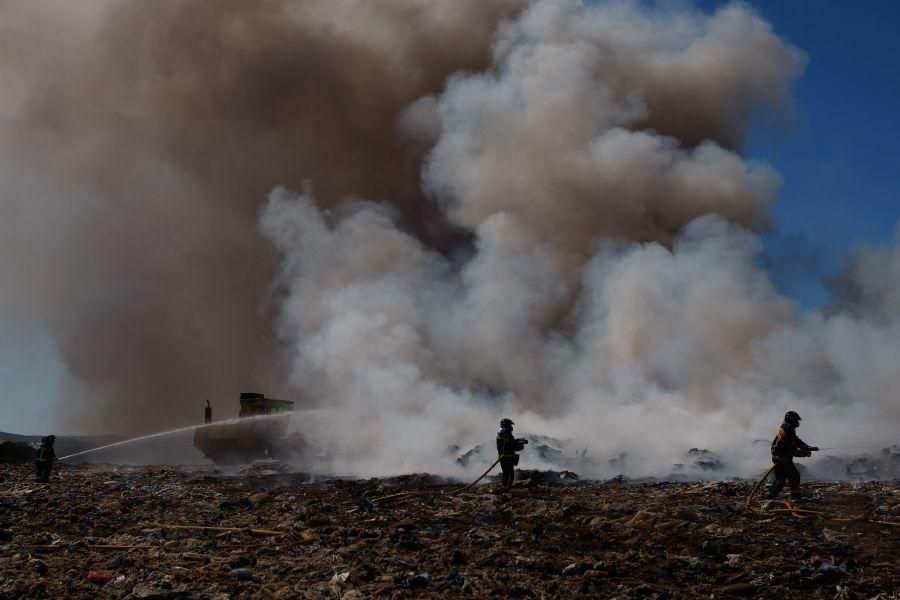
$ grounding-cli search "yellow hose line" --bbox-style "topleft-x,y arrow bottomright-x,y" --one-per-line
745,464 -> 776,508
745,463 -> 899,527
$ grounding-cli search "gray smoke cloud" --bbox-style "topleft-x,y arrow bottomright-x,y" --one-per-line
0,0 -> 524,433
261,1 -> 897,478
2,0 -> 897,477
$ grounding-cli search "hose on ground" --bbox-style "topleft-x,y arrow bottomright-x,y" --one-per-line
452,457 -> 502,494
745,464 -> 776,508
744,464 -> 900,527
368,457 -> 502,504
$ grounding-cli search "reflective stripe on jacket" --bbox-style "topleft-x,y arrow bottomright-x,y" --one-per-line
771,426 -> 809,463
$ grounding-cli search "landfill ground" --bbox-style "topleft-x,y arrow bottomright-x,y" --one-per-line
0,464 -> 897,599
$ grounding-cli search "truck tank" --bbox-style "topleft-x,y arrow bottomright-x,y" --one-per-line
193,392 -> 295,464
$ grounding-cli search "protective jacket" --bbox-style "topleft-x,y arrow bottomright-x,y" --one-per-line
771,425 -> 811,464
36,444 -> 55,463
497,427 -> 518,457
35,440 -> 56,483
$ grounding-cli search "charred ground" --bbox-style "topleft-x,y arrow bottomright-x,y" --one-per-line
0,464 -> 897,599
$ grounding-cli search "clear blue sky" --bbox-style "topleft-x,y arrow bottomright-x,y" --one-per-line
702,0 -> 900,306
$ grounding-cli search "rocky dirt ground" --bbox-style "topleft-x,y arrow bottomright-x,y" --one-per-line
0,463 -> 897,599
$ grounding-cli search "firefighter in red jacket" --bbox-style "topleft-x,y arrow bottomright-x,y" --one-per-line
769,411 -> 818,501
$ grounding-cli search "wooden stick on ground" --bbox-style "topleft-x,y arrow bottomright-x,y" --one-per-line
86,543 -> 268,552
150,522 -> 284,536
87,545 -> 157,551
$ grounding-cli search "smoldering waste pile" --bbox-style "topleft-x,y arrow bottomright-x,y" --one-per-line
1,464 -> 898,599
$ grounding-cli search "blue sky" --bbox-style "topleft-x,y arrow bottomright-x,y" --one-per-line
0,324 -> 65,436
702,0 -> 900,306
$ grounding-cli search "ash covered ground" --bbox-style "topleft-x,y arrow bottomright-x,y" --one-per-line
1,464 -> 897,599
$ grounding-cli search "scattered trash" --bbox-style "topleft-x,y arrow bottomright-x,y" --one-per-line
0,463 -> 896,598
817,561 -> 848,580
720,582 -> 756,595
686,448 -> 725,471
391,517 -> 416,530
454,444 -> 483,467
405,572 -> 431,589
703,523 -> 740,537
179,551 -> 207,561
248,491 -> 271,505
129,584 -> 191,599
822,528 -> 847,542
534,443 -> 564,462
330,571 -> 350,586
688,559 -> 710,572
85,570 -> 114,584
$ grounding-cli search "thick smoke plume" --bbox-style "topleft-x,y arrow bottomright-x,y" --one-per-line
0,0 -> 524,432
2,0 -> 897,477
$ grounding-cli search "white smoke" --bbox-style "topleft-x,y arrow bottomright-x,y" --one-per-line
261,1 -> 898,479
2,0 -> 896,478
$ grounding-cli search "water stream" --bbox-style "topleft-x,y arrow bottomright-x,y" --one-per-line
58,409 -> 331,461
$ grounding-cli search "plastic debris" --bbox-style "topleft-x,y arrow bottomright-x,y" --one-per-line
85,570 -> 114,584
0,463 -> 896,598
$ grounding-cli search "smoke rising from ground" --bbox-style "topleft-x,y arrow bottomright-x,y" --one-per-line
2,1 -> 897,477
260,0 -> 896,478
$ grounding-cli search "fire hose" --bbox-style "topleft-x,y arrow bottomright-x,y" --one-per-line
745,464 -> 776,508
452,456 -> 502,494
745,464 -> 899,526
368,439 -> 528,503
368,457 -> 502,503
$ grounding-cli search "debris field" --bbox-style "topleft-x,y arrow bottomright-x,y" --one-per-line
0,464 -> 897,599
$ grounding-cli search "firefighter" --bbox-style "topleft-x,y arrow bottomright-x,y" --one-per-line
769,411 -> 818,501
496,418 -> 527,489
35,435 -> 56,483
